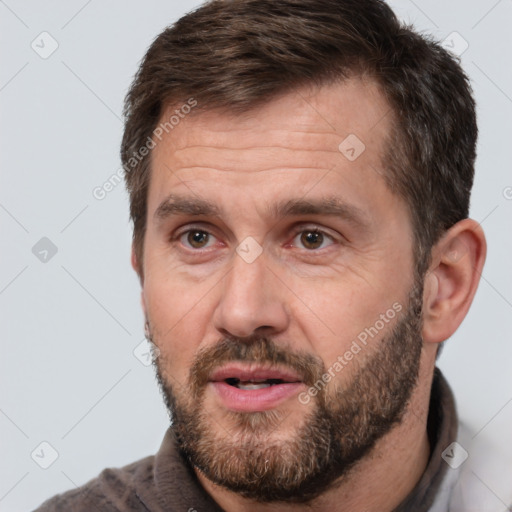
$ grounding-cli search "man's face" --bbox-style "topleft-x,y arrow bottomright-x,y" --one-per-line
140,79 -> 424,501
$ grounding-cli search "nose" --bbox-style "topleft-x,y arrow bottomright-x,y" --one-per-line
212,249 -> 289,339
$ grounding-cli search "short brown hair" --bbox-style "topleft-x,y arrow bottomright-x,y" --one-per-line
122,0 -> 477,279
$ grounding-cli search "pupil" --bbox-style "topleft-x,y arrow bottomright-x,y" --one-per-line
301,231 -> 322,249
188,231 -> 208,248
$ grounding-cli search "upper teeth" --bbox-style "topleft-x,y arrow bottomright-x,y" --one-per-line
236,382 -> 271,390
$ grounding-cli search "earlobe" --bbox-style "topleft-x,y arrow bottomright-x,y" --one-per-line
421,219 -> 486,345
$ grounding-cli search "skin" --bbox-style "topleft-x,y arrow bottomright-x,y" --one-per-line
132,78 -> 486,511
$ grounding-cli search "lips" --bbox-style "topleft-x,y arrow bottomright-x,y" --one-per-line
208,364 -> 304,412
224,378 -> 286,390
210,365 -> 302,385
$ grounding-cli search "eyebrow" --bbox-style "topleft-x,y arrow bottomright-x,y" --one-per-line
271,197 -> 370,230
154,195 -> 221,221
154,194 -> 369,229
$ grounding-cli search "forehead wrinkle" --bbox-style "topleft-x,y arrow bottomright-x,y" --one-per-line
169,145 -> 344,174
166,128 -> 346,152
174,143 -> 342,152
171,165 -> 333,175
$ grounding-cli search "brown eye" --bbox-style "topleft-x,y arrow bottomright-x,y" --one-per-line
300,230 -> 324,250
185,230 -> 211,248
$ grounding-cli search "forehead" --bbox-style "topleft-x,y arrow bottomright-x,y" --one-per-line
147,78 -> 397,221
156,78 -> 391,163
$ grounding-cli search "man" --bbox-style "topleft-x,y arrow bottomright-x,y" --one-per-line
36,0 -> 498,510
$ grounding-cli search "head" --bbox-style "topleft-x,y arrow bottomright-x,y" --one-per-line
122,0 -> 486,504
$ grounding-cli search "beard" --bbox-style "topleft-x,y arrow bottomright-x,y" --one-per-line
150,282 -> 424,504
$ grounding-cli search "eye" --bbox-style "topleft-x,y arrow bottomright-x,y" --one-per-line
292,229 -> 335,250
179,229 -> 216,249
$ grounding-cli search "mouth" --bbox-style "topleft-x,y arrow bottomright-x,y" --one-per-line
210,365 -> 302,387
224,377 -> 290,390
208,365 -> 304,412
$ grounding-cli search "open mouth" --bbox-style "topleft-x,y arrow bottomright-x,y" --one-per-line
224,377 -> 287,390
208,365 -> 304,411
210,365 -> 302,389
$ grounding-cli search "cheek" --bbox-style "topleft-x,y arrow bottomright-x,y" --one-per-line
290,273 -> 403,367
143,274 -> 215,383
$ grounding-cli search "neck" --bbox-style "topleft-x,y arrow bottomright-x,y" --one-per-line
196,355 -> 435,512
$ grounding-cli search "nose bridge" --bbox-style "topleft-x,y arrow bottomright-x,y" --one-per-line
213,249 -> 288,338
230,254 -> 261,298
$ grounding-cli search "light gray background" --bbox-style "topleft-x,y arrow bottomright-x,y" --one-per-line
1,1 -> 511,510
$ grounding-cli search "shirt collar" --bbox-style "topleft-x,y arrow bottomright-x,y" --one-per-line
393,367 -> 458,511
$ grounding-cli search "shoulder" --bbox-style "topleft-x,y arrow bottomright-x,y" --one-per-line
33,455 -> 155,512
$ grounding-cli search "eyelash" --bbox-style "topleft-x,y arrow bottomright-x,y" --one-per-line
174,225 -> 338,252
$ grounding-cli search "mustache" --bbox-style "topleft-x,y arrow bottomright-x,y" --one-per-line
189,335 -> 326,397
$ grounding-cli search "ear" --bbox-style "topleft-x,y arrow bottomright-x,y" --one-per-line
131,243 -> 143,281
422,218 -> 486,345
131,244 -> 147,317
131,243 -> 139,274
